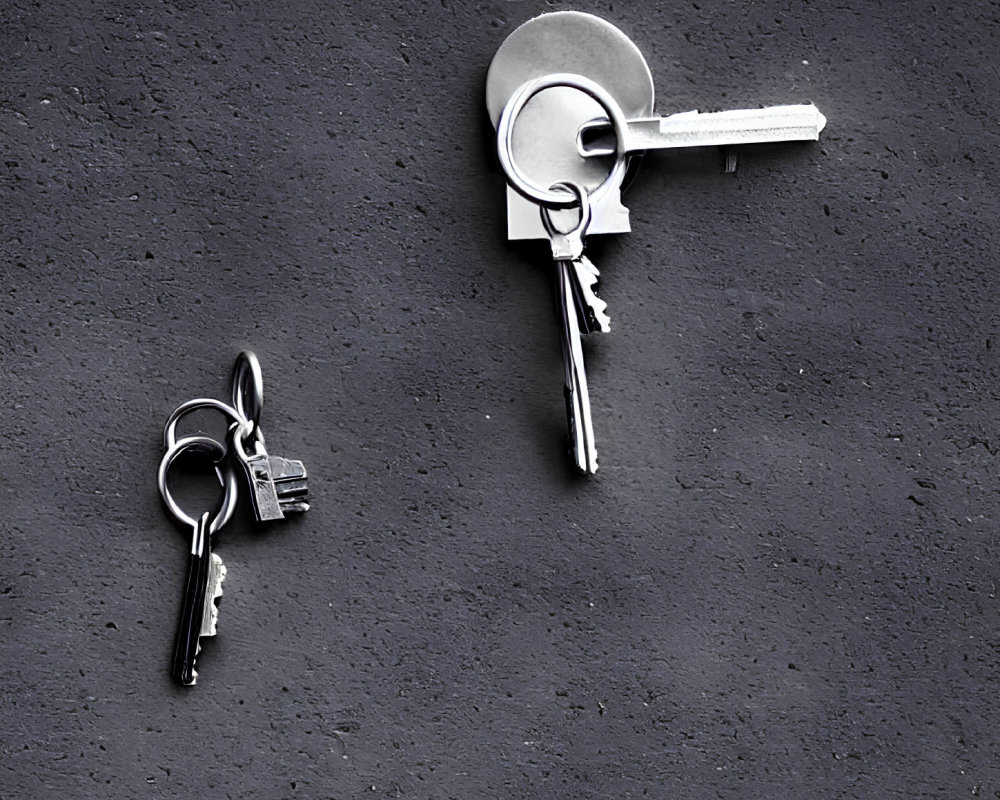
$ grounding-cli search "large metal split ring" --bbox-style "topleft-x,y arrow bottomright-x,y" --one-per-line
157,435 -> 239,536
496,72 -> 630,208
162,351 -> 265,458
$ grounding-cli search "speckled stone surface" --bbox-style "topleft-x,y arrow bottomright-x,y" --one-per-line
2,1 -> 999,797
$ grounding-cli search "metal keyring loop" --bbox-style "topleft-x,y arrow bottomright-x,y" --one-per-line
496,72 -> 630,208
231,350 -> 263,431
163,397 -> 245,451
540,181 -> 592,241
157,435 -> 239,535
229,418 -> 264,461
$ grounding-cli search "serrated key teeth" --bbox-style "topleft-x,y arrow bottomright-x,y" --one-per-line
570,258 -> 611,334
275,476 -> 308,496
200,554 -> 226,639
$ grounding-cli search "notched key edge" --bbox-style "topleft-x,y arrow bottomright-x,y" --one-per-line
569,256 -> 611,334
200,553 -> 226,638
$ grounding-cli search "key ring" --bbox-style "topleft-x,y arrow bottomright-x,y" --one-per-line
158,435 -> 239,535
540,180 -> 592,260
231,350 -> 263,432
163,397 -> 246,451
496,72 -> 630,208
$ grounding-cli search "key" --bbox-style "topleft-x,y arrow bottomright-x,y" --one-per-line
230,424 -> 310,521
171,511 -> 226,686
158,434 -> 238,687
557,260 -> 597,473
164,397 -> 309,523
487,16 -> 827,474
229,351 -> 310,522
578,103 -> 827,157
541,189 -> 611,336
542,182 -> 606,474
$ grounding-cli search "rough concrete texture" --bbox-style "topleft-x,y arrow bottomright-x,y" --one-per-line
2,1 -> 999,798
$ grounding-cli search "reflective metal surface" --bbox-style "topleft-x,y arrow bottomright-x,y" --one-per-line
485,10 -> 827,474
497,73 -> 631,208
163,397 -> 244,451
163,351 -> 309,522
486,11 -> 653,240
157,434 -> 239,534
579,104 -> 828,156
541,182 -> 605,474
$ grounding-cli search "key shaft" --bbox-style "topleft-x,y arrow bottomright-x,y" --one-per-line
557,259 -> 598,474
172,512 -> 216,686
580,103 -> 826,157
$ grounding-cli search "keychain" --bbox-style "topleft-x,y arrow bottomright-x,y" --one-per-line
157,351 -> 308,686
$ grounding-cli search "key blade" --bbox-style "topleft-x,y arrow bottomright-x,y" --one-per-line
569,256 -> 611,334
557,260 -> 598,474
579,103 -> 826,156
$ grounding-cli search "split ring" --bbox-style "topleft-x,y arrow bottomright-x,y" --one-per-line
496,72 -> 630,208
231,350 -> 263,431
157,435 -> 239,535
540,180 -> 593,242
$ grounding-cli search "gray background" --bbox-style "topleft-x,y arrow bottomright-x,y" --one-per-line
3,1 -> 999,798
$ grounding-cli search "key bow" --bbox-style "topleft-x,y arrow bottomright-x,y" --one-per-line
540,181 -> 592,262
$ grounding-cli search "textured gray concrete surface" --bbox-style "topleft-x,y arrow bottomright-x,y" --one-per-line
2,1 -> 999,798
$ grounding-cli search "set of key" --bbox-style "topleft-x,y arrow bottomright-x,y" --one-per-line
157,351 -> 309,686
486,12 -> 826,473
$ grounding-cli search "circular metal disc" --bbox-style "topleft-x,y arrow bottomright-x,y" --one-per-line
485,12 -> 654,201
485,11 -> 654,125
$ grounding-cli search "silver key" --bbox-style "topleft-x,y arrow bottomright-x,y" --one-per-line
487,14 -> 827,475
487,12 -> 827,239
578,104 -> 827,157
542,182 -> 607,474
158,434 -> 238,687
231,425 -> 310,521
171,512 -> 226,687
230,351 -> 310,522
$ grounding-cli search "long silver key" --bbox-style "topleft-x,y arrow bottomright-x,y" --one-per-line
158,434 -> 238,687
542,182 -> 608,474
171,511 -> 226,686
578,104 -> 826,157
230,351 -> 310,522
